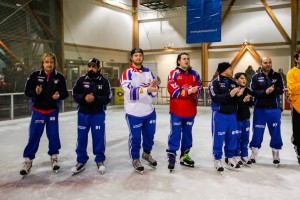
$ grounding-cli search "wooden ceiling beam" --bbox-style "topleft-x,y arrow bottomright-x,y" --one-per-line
261,0 -> 291,44
231,45 -> 247,68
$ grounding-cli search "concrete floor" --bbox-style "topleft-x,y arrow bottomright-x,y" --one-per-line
0,105 -> 299,200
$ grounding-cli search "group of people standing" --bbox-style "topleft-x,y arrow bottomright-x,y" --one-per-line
19,49 -> 300,176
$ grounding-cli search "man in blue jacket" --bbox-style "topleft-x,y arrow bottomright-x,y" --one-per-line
72,58 -> 112,174
249,56 -> 284,166
20,52 -> 68,176
209,62 -> 243,173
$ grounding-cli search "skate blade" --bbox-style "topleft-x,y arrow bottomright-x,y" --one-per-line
217,171 -> 223,175
225,165 -> 240,171
134,169 -> 144,175
180,162 -> 194,168
243,163 -> 252,168
274,164 -> 280,167
98,170 -> 105,175
72,168 -> 85,176
141,159 -> 156,169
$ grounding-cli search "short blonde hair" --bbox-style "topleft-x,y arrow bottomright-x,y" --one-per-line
40,52 -> 58,69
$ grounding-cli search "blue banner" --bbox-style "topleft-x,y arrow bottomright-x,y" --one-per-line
186,0 -> 221,44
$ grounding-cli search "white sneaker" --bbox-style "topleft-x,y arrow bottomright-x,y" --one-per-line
250,147 -> 259,163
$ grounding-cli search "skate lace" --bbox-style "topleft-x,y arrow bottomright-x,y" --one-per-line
143,153 -> 156,163
228,158 -> 237,167
97,162 -> 104,167
214,160 -> 223,169
272,149 -> 279,160
51,156 -> 59,167
22,160 -> 32,171
133,159 -> 142,168
250,148 -> 259,159
168,154 -> 176,164
183,153 -> 193,162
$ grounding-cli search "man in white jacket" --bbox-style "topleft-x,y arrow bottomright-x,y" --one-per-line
121,48 -> 159,174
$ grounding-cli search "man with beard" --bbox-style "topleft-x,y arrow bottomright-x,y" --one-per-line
121,48 -> 159,175
71,58 -> 112,175
249,57 -> 284,166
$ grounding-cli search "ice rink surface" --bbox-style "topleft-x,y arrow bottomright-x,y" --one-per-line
0,105 -> 299,200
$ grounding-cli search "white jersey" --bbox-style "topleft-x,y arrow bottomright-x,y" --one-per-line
121,64 -> 157,118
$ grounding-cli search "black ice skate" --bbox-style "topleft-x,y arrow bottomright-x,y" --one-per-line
214,160 -> 224,175
71,163 -> 85,175
180,150 -> 194,168
20,158 -> 32,176
272,148 -> 280,167
142,152 -> 157,168
96,162 -> 105,174
225,157 -> 240,171
132,159 -> 144,175
241,157 -> 252,167
51,154 -> 60,173
168,153 -> 176,172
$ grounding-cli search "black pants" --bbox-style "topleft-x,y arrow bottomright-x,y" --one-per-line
292,107 -> 300,154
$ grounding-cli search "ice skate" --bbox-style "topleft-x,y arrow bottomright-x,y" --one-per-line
241,157 -> 252,167
250,147 -> 259,164
225,157 -> 240,171
272,148 -> 280,167
168,153 -> 176,172
234,156 -> 243,166
51,154 -> 60,173
132,159 -> 144,175
214,160 -> 224,175
180,150 -> 194,168
96,162 -> 105,174
297,155 -> 300,164
20,157 -> 32,176
71,163 -> 85,175
142,152 -> 157,168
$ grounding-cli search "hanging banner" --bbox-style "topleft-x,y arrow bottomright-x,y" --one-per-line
186,0 -> 222,44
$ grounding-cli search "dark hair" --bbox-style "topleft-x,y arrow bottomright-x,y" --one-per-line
176,52 -> 189,66
294,50 -> 300,66
234,72 -> 247,80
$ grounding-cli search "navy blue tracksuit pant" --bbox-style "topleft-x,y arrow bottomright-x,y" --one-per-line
126,111 -> 156,160
23,109 -> 60,159
212,111 -> 238,160
166,113 -> 194,155
76,112 -> 106,164
250,108 -> 282,149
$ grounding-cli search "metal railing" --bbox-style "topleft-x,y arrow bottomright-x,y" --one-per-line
0,87 -> 213,121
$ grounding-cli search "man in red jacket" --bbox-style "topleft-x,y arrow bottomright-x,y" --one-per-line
166,52 -> 202,172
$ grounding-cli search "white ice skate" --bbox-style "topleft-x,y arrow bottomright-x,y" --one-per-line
214,159 -> 224,175
51,154 -> 60,173
272,148 -> 280,167
20,157 -> 32,177
132,159 -> 144,175
97,162 -> 105,174
250,147 -> 259,164
71,163 -> 85,175
241,157 -> 252,167
142,152 -> 157,168
225,157 -> 240,171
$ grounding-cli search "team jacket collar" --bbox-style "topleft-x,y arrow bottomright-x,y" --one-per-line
130,64 -> 144,72
176,66 -> 192,74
